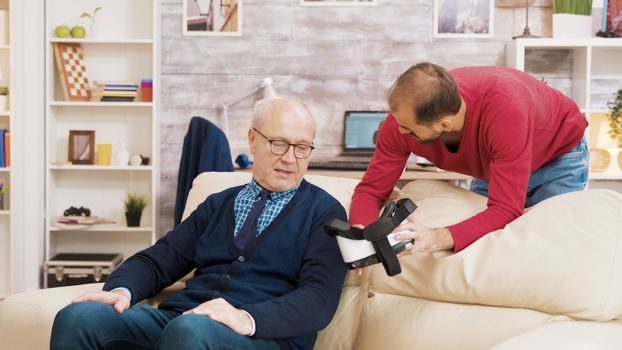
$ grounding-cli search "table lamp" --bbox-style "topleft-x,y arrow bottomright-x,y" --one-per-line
216,77 -> 278,137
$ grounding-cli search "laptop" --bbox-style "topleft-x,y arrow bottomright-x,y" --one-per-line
309,111 -> 388,170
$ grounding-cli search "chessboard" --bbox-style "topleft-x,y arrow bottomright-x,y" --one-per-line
53,43 -> 92,101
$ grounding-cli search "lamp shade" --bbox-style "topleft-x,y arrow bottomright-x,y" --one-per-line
261,77 -> 278,99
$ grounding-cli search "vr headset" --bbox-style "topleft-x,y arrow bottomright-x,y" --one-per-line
324,198 -> 417,276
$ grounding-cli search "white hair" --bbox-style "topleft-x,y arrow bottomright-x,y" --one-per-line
251,96 -> 315,131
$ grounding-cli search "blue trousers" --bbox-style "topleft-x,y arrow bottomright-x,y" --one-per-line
50,302 -> 281,350
470,138 -> 589,207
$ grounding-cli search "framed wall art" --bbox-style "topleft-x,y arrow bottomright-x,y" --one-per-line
434,0 -> 494,38
68,130 -> 95,165
183,0 -> 242,36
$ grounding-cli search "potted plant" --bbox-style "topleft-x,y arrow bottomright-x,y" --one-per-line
0,86 -> 8,112
552,0 -> 593,38
124,193 -> 147,227
80,6 -> 102,38
607,88 -> 622,148
0,182 -> 6,210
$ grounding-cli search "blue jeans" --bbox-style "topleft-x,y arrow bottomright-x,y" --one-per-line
50,302 -> 281,350
470,138 -> 589,208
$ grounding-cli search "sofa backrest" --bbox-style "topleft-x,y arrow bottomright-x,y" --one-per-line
182,171 -> 360,221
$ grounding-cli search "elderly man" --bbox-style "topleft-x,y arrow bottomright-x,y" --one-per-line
351,62 -> 588,253
51,97 -> 347,350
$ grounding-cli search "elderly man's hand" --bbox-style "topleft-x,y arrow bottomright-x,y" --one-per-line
393,215 -> 454,253
72,289 -> 131,314
183,298 -> 253,336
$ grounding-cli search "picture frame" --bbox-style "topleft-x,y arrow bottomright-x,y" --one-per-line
68,130 -> 95,165
300,0 -> 376,6
183,0 -> 243,37
433,0 -> 494,38
605,0 -> 622,37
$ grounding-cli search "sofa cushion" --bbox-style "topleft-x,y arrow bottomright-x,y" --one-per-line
491,321 -> 622,350
371,180 -> 622,321
352,292 -> 568,350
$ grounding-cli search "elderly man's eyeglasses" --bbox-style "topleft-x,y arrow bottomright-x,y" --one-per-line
252,128 -> 315,159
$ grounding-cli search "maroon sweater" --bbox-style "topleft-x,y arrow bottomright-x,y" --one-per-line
350,66 -> 587,252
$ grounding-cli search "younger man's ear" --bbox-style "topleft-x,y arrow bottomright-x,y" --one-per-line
438,117 -> 453,132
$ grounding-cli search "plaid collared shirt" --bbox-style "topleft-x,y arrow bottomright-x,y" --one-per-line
233,179 -> 299,238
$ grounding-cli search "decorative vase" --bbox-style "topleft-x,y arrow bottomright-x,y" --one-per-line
552,14 -> 592,38
0,95 -> 8,111
125,212 -> 141,227
115,144 -> 130,166
602,148 -> 622,175
589,148 -> 611,173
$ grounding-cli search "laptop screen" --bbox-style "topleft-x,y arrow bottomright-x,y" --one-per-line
343,111 -> 388,155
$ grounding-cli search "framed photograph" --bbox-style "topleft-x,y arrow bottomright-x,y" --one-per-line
68,130 -> 95,165
605,0 -> 622,37
301,0 -> 376,6
183,0 -> 243,36
433,0 -> 494,38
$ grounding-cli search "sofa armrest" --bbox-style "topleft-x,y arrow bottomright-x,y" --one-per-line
0,282 -> 186,350
0,283 -> 104,350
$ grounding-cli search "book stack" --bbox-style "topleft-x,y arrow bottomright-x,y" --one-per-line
92,81 -> 139,102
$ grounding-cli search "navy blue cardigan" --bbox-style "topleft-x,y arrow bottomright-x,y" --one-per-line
104,180 -> 347,350
174,116 -> 234,226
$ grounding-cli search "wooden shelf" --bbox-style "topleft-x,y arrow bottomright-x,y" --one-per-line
513,38 -> 622,48
49,101 -> 152,107
49,165 -> 152,171
589,173 -> 622,180
48,38 -> 153,44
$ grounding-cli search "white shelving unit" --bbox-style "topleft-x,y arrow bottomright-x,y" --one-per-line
0,0 -> 12,298
44,0 -> 159,268
507,38 -> 622,184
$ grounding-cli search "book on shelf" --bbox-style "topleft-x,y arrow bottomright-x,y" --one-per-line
98,96 -> 136,102
56,216 -> 116,225
93,80 -> 138,87
4,132 -> 9,167
0,129 -> 5,167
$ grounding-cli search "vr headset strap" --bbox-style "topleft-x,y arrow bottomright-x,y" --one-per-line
372,239 -> 401,276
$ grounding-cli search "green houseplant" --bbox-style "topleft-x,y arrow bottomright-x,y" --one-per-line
553,0 -> 592,15
552,0 -> 593,38
607,88 -> 622,148
0,182 -> 6,210
124,193 -> 147,227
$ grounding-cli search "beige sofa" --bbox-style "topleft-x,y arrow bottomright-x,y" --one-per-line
2,172 -> 622,349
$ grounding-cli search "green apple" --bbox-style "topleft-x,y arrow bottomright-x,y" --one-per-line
54,25 -> 71,38
71,26 -> 86,39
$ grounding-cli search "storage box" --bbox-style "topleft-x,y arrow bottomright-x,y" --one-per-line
44,253 -> 123,288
